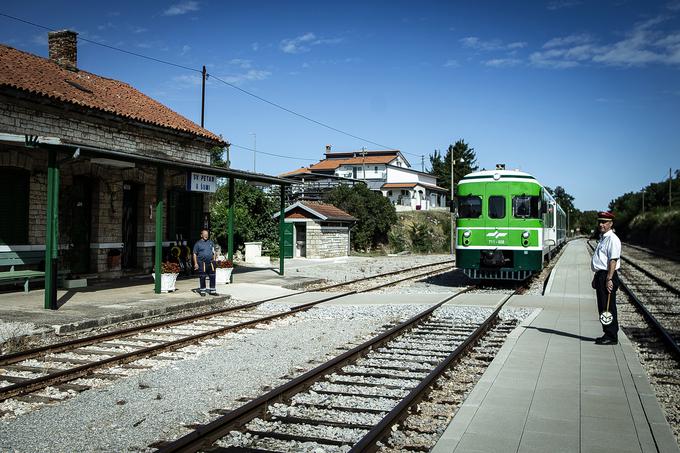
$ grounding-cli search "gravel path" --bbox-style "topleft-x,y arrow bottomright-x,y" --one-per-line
0,303 -> 428,452
289,254 -> 453,283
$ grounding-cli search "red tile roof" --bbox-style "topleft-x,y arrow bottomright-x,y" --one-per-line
0,44 -> 225,144
309,155 -> 397,171
280,167 -> 311,177
299,202 -> 356,221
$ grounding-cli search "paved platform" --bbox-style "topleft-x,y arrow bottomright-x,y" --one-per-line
0,262 -> 321,337
432,239 -> 679,453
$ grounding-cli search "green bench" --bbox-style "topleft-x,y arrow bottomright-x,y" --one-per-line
0,251 -> 46,293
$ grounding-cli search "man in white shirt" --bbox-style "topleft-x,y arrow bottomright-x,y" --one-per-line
591,211 -> 621,345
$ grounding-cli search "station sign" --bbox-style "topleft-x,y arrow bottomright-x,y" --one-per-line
187,172 -> 217,193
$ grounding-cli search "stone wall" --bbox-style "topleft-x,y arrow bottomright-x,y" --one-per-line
0,92 -> 219,279
305,222 -> 349,259
0,95 -> 217,165
1,146 -> 203,277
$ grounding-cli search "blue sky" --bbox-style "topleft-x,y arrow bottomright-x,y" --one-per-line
1,0 -> 679,210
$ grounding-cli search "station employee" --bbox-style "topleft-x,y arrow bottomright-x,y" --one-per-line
591,211 -> 621,345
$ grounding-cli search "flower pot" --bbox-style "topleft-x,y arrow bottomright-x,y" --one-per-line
216,267 -> 233,284
152,272 -> 179,292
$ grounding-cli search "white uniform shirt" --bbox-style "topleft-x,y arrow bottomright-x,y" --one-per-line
591,230 -> 621,271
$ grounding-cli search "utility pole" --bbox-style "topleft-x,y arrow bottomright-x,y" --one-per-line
200,65 -> 206,127
450,152 -> 455,255
250,132 -> 257,172
642,190 -> 645,214
670,168 -> 673,209
361,147 -> 366,180
421,155 -> 424,172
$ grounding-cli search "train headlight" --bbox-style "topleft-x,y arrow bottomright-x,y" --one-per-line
522,231 -> 530,239
522,231 -> 530,247
463,230 -> 471,238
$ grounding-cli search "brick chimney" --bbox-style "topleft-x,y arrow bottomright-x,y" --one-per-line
325,144 -> 332,155
48,30 -> 78,70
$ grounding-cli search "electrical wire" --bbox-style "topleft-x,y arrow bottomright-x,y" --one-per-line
1,11 -> 426,161
230,143 -> 317,161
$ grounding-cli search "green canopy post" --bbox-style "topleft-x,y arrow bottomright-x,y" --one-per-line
227,177 -> 234,282
44,149 -> 59,310
154,166 -> 164,294
279,184 -> 285,275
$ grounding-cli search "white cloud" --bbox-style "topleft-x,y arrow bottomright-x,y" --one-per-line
485,58 -> 521,67
460,36 -> 527,51
132,27 -> 148,34
280,32 -> 343,54
444,59 -> 460,67
547,0 -> 582,10
31,34 -> 47,46
229,59 -> 252,69
543,33 -> 592,48
251,42 -> 259,51
532,16 -> 680,68
220,69 -> 271,85
163,1 -> 200,16
180,45 -> 191,56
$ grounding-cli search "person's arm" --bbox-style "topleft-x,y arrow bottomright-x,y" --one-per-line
606,259 -> 617,292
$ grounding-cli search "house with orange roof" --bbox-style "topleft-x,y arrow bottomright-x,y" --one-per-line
283,145 -> 448,211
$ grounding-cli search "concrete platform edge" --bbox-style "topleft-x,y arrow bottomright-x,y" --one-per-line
54,295 -> 231,335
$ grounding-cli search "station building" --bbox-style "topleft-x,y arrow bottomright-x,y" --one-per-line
282,146 -> 449,211
0,30 -> 291,306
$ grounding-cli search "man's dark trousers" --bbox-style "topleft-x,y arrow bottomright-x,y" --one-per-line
198,261 -> 216,293
595,270 -> 619,339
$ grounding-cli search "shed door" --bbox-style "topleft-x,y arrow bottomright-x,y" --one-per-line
283,223 -> 294,258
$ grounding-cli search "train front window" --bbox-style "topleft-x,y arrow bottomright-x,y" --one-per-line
513,196 -> 540,218
457,196 -> 482,218
488,196 -> 506,219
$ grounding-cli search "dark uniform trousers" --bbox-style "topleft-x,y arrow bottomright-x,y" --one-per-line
198,260 -> 216,291
594,270 -> 620,339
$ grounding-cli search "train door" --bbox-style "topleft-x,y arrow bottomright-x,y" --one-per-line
484,183 -> 509,236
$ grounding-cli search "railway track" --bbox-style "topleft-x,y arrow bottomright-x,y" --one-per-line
152,288 -> 519,452
0,260 -> 456,409
586,240 -> 680,446
587,240 -> 680,360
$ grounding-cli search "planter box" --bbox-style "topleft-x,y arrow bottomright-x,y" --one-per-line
152,273 -> 179,292
63,278 -> 87,289
216,267 -> 233,284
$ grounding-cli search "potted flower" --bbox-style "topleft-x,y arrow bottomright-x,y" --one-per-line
215,259 -> 234,284
152,261 -> 181,292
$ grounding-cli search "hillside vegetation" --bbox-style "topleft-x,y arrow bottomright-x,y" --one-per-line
388,210 -> 452,254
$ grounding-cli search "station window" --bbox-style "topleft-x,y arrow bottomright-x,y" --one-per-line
457,196 -> 482,218
513,196 -> 540,218
488,196 -> 506,219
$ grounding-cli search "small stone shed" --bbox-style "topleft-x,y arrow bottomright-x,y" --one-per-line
275,202 -> 356,259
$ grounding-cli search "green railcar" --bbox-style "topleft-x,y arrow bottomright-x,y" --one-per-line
455,169 -> 566,280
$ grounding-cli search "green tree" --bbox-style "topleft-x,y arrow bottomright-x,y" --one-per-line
324,183 -> 397,251
210,180 -> 279,254
210,146 -> 228,168
428,139 -> 479,194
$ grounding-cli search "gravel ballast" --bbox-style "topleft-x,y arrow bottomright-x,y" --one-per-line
0,303 -> 428,452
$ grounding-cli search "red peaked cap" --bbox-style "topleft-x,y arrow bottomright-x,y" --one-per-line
597,211 -> 615,221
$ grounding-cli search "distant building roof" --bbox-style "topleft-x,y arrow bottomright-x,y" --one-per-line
382,182 -> 448,192
0,43 -> 225,145
309,154 -> 398,171
273,201 -> 357,222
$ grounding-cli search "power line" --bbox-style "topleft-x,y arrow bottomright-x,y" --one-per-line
230,143 -> 317,161
1,11 -> 421,160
